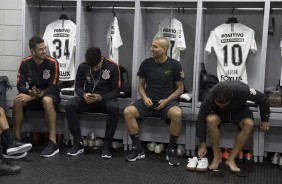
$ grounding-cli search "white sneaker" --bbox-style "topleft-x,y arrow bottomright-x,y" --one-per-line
186,156 -> 198,171
177,145 -> 185,157
146,142 -> 157,152
154,144 -> 165,154
196,157 -> 209,172
272,153 -> 280,165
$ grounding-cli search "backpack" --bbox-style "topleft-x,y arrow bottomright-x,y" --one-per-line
119,65 -> 131,98
199,63 -> 219,101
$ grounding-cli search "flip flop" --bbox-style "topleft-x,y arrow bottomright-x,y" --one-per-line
230,169 -> 247,177
208,169 -> 224,177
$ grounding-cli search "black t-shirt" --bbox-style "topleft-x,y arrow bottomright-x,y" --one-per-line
137,57 -> 184,100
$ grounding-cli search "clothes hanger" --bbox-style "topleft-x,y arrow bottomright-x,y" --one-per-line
268,8 -> 275,37
59,5 -> 68,20
169,6 -> 173,19
112,6 -> 116,17
226,8 -> 239,24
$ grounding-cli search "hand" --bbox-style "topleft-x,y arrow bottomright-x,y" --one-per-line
30,86 -> 43,98
15,93 -> 34,103
197,143 -> 207,158
143,97 -> 153,108
260,122 -> 270,132
154,99 -> 167,110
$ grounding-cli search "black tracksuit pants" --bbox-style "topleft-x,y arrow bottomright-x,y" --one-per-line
65,96 -> 119,144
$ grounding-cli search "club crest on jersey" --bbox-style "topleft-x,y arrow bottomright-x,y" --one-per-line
250,88 -> 256,95
180,70 -> 185,78
43,69 -> 50,79
102,69 -> 110,80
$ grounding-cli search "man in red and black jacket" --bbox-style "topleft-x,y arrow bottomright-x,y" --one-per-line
65,47 -> 121,159
13,36 -> 60,158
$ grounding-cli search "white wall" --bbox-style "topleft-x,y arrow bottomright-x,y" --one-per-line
0,0 -> 22,116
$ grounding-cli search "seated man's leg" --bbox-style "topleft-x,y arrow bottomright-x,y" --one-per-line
12,97 -> 27,139
0,107 -> 32,158
226,117 -> 254,172
101,99 -> 119,159
166,104 -> 182,166
206,114 -> 222,170
124,100 -> 147,161
40,95 -> 60,158
65,96 -> 91,156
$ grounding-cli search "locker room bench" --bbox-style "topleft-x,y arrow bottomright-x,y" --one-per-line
190,103 -> 261,163
126,102 -> 193,156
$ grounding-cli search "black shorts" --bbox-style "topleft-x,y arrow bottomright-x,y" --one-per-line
214,106 -> 254,126
132,99 -> 179,121
25,94 -> 61,111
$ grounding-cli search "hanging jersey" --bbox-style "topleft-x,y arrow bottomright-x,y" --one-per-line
43,19 -> 76,81
205,23 -> 257,84
107,16 -> 123,64
155,17 -> 186,61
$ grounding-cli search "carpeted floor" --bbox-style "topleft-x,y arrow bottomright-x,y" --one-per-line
0,145 -> 281,184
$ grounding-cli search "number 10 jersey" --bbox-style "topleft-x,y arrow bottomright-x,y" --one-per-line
205,23 -> 257,84
43,19 -> 76,81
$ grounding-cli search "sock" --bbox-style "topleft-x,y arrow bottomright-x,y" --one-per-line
168,134 -> 178,150
130,133 -> 142,150
2,128 -> 15,146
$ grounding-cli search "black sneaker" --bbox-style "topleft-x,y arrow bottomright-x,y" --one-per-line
125,146 -> 145,162
0,159 -> 21,176
40,140 -> 59,158
6,139 -> 32,156
166,149 -> 180,166
2,152 -> 27,159
67,142 -> 84,156
101,143 -> 112,159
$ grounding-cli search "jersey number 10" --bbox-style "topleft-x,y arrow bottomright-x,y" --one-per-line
52,39 -> 70,60
223,44 -> 243,66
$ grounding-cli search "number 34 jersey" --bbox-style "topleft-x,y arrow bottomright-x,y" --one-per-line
43,19 -> 76,81
205,23 -> 257,84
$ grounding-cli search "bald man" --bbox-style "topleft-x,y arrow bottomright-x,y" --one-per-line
124,37 -> 185,166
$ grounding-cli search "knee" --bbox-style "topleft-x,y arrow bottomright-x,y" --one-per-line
170,107 -> 182,120
241,118 -> 254,134
0,107 -> 5,117
206,114 -> 220,129
123,106 -> 135,119
65,101 -> 74,112
108,104 -> 119,113
42,96 -> 54,108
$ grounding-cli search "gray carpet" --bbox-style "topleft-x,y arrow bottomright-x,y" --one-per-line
0,145 -> 281,184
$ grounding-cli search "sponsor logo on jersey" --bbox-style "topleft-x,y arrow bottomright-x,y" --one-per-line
53,33 -> 70,37
59,63 -> 67,68
221,38 -> 244,43
43,69 -> 50,79
60,71 -> 70,77
250,88 -> 257,95
102,69 -> 110,80
54,29 -> 70,33
220,75 -> 242,81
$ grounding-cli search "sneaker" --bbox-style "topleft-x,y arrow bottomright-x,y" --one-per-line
186,156 -> 198,171
196,157 -> 209,171
125,146 -> 145,162
166,149 -> 180,166
6,139 -> 32,156
272,153 -> 280,165
111,141 -> 123,149
245,152 -> 253,164
154,144 -> 165,154
2,152 -> 27,159
87,132 -> 96,141
0,159 -> 21,176
93,138 -> 104,150
146,142 -> 157,152
40,140 -> 59,158
67,142 -> 84,156
101,143 -> 112,159
177,145 -> 186,157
